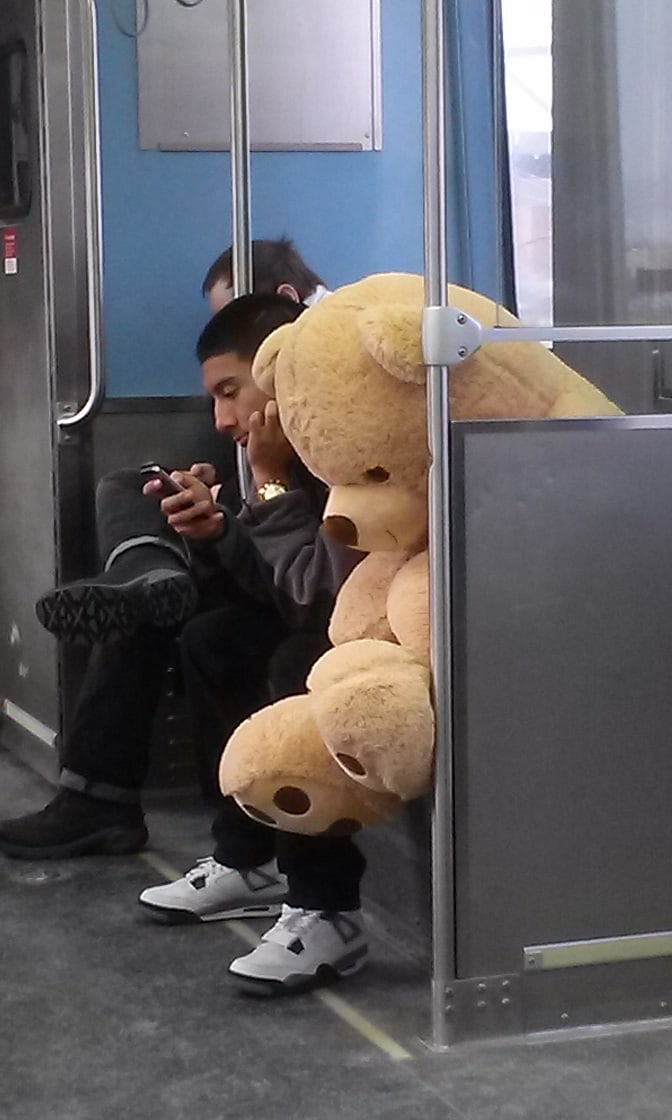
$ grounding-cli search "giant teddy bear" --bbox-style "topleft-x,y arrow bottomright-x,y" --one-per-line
219,273 -> 621,836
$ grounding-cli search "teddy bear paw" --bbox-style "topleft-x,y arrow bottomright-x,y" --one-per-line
219,695 -> 401,836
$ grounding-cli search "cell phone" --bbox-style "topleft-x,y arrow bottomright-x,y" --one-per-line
139,462 -> 186,495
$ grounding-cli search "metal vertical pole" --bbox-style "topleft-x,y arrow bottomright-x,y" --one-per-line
422,0 -> 456,1050
491,0 -> 505,313
227,0 -> 252,495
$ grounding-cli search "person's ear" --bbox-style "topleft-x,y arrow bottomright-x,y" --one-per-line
252,322 -> 297,393
275,282 -> 301,303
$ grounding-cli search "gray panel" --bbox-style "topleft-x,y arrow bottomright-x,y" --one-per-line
0,0 -> 58,737
91,398 -> 234,487
452,416 -> 672,977
137,0 -> 381,151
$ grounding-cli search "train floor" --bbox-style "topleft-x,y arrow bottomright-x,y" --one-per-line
2,746 -> 672,1120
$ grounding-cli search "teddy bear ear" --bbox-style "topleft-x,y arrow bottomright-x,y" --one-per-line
251,321 -> 296,394
357,305 -> 426,385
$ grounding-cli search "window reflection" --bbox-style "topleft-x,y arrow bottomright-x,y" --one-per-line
501,0 -> 552,326
0,40 -> 31,222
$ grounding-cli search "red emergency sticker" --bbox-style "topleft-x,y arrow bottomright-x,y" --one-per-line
3,228 -> 18,275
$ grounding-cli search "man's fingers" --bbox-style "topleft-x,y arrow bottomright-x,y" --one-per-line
167,495 -> 215,526
159,487 -> 192,514
172,511 -> 224,538
189,462 -> 216,484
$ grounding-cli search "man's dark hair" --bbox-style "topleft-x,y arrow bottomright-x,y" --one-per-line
202,237 -> 325,301
196,292 -> 304,365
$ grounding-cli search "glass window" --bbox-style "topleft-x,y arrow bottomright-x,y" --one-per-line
0,40 -> 31,222
501,0 -> 552,326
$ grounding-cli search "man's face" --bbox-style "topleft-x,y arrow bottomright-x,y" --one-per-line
201,351 -> 270,445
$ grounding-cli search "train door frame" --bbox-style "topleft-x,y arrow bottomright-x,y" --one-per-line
0,0 -> 102,779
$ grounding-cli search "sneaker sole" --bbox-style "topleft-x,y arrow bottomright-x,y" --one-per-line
36,572 -> 196,645
0,824 -> 149,860
138,899 -> 284,924
229,948 -> 368,996
36,583 -> 144,645
143,572 -> 198,630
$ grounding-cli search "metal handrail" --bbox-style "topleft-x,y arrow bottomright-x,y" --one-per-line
58,0 -> 104,430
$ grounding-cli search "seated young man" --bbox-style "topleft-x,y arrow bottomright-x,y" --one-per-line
203,235 -> 330,313
0,293 -> 367,990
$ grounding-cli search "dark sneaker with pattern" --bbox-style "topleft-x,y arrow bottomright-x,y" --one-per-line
0,789 -> 148,859
35,567 -> 197,645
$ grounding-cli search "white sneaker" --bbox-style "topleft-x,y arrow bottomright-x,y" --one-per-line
138,857 -> 287,924
229,903 -> 368,991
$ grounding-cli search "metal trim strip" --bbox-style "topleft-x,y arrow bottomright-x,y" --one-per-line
524,930 -> 672,971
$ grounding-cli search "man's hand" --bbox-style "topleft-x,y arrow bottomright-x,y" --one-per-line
144,470 -> 225,540
188,461 -> 222,501
188,462 -> 217,487
246,400 -> 294,490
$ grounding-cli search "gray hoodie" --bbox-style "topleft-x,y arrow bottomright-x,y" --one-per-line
189,457 -> 359,632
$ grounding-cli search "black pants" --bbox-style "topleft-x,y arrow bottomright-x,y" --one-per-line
60,469 -> 366,910
179,611 -> 365,910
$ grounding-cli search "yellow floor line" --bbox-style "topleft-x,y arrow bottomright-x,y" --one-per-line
139,850 -> 185,883
137,850 -> 413,1063
315,989 -> 412,1061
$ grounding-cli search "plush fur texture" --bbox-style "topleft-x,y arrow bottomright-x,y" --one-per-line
219,273 -> 622,834
219,696 -> 400,836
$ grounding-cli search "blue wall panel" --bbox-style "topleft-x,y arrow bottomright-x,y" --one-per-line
96,0 -> 425,396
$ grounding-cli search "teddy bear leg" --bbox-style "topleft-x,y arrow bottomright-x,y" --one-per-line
219,694 -> 401,837
307,640 -> 435,801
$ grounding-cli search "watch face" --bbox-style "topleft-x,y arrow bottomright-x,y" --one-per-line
258,482 -> 288,501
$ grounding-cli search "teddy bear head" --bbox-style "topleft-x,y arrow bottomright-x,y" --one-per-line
253,273 -> 431,553
252,272 -> 621,557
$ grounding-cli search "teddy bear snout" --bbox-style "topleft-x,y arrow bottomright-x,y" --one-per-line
323,514 -> 359,546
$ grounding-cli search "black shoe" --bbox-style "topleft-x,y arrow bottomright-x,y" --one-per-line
35,568 -> 197,645
0,789 -> 148,859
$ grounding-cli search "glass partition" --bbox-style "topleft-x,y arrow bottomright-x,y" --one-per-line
493,0 -> 672,414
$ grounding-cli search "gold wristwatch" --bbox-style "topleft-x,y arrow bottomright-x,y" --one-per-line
256,479 -> 288,501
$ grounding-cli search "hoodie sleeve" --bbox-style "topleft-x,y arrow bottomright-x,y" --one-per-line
188,462 -> 360,629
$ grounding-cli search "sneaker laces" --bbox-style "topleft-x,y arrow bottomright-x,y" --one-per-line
262,903 -> 322,947
184,856 -> 229,886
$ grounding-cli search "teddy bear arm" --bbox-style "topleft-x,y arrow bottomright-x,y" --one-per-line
386,551 -> 430,663
328,551 -> 408,646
